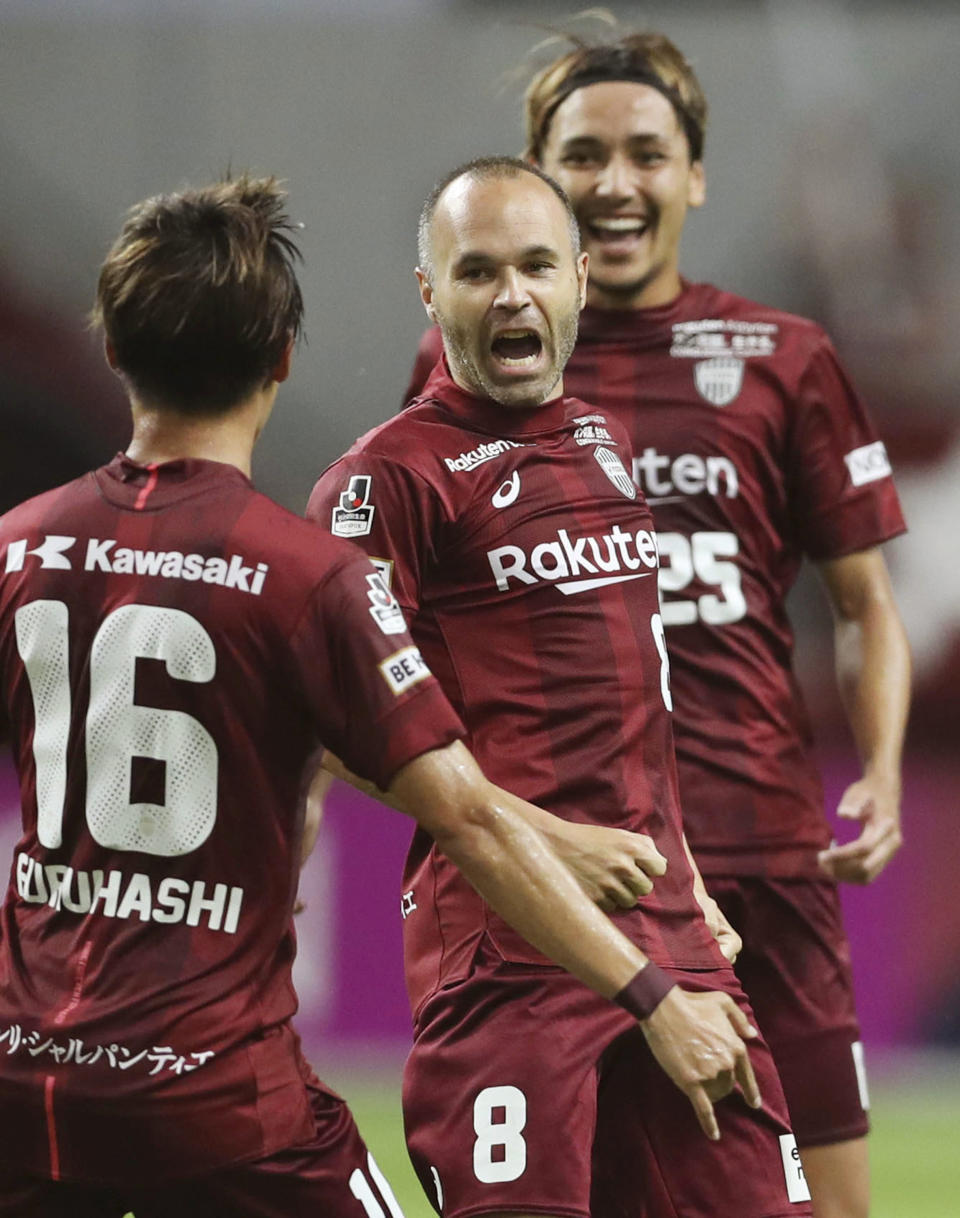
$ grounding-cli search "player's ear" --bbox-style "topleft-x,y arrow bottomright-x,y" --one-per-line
103,338 -> 120,372
270,336 -> 294,385
688,160 -> 706,209
576,251 -> 589,308
416,268 -> 438,324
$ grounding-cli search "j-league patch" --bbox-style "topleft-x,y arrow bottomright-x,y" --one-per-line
332,475 -> 376,537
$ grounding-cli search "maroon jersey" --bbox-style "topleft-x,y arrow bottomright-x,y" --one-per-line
309,361 -> 721,1017
408,281 -> 906,877
0,454 -> 462,1184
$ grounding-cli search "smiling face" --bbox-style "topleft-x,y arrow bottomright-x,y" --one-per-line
417,172 -> 588,409
538,80 -> 705,310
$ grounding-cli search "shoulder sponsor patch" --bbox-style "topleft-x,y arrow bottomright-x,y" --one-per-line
379,644 -> 432,695
844,440 -> 892,487
332,475 -> 376,537
365,572 -> 406,636
594,446 -> 637,500
693,356 -> 744,406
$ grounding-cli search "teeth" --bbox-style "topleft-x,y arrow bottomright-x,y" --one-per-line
591,217 -> 646,233
496,329 -> 536,338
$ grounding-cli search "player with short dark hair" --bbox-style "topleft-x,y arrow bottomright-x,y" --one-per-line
0,173 -> 757,1218
310,156 -> 813,1218
406,26 -> 911,1218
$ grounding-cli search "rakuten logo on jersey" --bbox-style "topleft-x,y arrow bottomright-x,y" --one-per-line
633,447 -> 739,502
444,439 -> 525,473
488,525 -> 658,595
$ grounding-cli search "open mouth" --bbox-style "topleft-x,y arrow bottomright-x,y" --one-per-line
587,216 -> 649,244
490,329 -> 544,368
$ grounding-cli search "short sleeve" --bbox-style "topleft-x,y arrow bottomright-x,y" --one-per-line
786,332 -> 906,560
402,327 -> 444,407
306,451 -> 444,617
289,550 -> 464,791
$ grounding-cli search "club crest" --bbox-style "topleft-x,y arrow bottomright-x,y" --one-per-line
693,357 -> 744,407
594,446 -> 637,500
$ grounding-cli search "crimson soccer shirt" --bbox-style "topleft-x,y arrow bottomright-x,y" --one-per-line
0,454 -> 463,1184
408,281 -> 906,877
309,361 -> 721,1017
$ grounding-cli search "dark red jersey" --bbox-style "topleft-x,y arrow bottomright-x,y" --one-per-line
0,454 -> 462,1184
309,361 -> 722,1018
408,281 -> 906,877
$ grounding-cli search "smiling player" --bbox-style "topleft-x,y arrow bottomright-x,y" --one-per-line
405,27 -> 912,1218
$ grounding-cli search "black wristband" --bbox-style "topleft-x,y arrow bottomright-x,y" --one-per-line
614,963 -> 676,1021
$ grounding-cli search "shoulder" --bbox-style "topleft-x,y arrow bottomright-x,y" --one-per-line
238,489 -> 369,585
0,471 -> 95,539
687,281 -> 831,354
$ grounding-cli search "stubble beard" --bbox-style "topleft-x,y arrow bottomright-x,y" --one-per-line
438,300 -> 580,410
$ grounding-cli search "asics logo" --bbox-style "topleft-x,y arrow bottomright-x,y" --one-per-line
492,472 -> 521,509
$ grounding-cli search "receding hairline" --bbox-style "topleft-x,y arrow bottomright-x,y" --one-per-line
418,157 -> 580,276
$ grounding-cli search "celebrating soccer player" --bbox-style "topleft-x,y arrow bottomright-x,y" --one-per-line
0,174 -> 761,1217
405,25 -> 912,1218
309,157 -> 812,1218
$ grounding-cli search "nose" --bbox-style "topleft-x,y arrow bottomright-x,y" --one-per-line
594,154 -> 635,200
493,267 -> 531,311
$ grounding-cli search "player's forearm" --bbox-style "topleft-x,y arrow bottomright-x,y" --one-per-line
833,595 -> 910,781
390,743 -> 649,998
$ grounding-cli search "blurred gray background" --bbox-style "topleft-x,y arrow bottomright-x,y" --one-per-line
1,0 -> 957,508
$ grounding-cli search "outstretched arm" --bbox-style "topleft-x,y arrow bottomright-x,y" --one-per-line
322,751 -> 667,910
816,546 -> 911,884
385,741 -> 762,1139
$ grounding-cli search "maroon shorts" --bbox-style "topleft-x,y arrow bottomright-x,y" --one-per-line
0,1076 -> 405,1218
708,876 -> 870,1148
403,945 -> 812,1218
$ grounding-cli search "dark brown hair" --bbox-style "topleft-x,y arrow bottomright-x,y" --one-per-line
92,174 -> 303,415
524,27 -> 708,164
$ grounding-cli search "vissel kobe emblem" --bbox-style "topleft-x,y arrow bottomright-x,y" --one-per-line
694,356 -> 744,406
594,446 -> 637,500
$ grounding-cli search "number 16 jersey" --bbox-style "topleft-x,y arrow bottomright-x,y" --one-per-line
0,453 -> 462,1184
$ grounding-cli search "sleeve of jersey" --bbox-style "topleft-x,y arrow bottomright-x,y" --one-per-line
787,333 -> 907,560
289,552 -> 465,792
402,326 -> 444,407
306,452 -> 440,618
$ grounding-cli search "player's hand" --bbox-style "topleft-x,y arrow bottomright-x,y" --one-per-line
697,892 -> 742,963
641,988 -> 761,1141
545,821 -> 667,911
818,773 -> 902,884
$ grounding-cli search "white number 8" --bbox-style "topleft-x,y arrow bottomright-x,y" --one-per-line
473,1085 -> 527,1183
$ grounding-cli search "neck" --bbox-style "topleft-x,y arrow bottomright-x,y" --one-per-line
586,266 -> 683,312
125,388 -> 274,478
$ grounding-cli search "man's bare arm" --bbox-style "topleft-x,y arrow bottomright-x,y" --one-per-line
817,546 -> 911,884
385,740 -> 761,1140
322,751 -> 667,910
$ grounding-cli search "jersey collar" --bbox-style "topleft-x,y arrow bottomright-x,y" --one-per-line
419,355 -> 575,438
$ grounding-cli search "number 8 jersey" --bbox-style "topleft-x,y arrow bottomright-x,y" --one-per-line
309,359 -> 722,1022
0,453 -> 463,1184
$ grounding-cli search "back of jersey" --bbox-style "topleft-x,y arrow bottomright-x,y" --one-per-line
0,455 -> 376,1182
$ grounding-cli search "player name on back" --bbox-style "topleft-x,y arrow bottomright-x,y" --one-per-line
15,852 -> 244,934
5,536 -> 268,595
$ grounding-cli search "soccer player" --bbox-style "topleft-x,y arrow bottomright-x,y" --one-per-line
405,29 -> 911,1218
309,157 -> 813,1218
0,175 -> 759,1217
